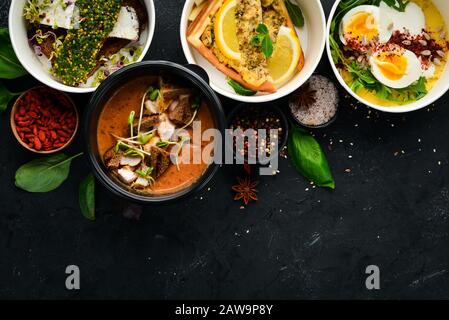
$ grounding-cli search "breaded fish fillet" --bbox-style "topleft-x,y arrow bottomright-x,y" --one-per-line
235,0 -> 272,87
187,0 -> 305,93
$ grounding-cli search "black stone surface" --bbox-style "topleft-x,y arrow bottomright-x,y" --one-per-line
1,0 -> 449,299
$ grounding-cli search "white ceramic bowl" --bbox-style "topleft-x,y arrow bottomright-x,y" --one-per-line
326,0 -> 449,113
8,0 -> 156,94
180,0 -> 326,103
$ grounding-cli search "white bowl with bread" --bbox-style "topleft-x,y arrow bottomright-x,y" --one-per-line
180,0 -> 326,102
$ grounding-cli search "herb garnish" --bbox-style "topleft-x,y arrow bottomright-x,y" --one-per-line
285,0 -> 305,28
135,167 -> 154,179
149,88 -> 159,101
138,132 -> 153,145
114,140 -> 152,157
156,140 -> 177,148
251,23 -> 273,58
128,110 -> 135,138
191,96 -> 201,110
227,79 -> 257,96
23,0 -> 51,23
124,148 -> 145,159
0,28 -> 27,79
0,83 -> 21,114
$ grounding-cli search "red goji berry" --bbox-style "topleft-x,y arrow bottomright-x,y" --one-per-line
34,137 -> 42,150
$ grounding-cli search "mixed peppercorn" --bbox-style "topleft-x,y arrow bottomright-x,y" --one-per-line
230,105 -> 284,161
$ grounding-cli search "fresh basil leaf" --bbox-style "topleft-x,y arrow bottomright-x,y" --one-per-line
256,23 -> 269,34
0,28 -> 27,79
227,79 -> 257,96
0,82 -> 19,113
79,173 -> 95,221
261,35 -> 274,58
285,0 -> 305,28
288,126 -> 335,189
250,34 -> 264,46
15,152 -> 83,193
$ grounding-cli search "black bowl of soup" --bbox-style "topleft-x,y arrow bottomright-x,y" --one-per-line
84,61 -> 226,203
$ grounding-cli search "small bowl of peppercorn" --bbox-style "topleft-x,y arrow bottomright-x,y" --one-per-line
10,86 -> 79,154
227,103 -> 289,166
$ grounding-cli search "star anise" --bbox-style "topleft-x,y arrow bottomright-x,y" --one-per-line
294,82 -> 317,108
232,176 -> 259,206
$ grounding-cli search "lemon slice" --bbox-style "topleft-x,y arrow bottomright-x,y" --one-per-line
214,0 -> 241,61
267,26 -> 301,86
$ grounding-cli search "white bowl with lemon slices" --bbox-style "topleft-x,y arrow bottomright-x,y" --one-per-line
180,0 -> 326,102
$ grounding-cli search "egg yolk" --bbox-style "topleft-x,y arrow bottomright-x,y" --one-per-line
344,12 -> 378,42
373,53 -> 408,80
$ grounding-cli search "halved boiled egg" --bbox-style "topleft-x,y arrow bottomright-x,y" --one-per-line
369,48 -> 422,89
422,62 -> 436,79
339,5 -> 393,46
379,2 -> 425,37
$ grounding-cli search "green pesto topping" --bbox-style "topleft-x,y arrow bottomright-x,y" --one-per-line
51,0 -> 121,86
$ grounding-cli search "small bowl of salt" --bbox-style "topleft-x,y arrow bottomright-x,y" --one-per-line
289,75 -> 339,129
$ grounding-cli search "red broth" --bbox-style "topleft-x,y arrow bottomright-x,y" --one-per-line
97,76 -> 215,195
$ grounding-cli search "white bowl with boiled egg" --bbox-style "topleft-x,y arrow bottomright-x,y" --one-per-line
326,0 -> 449,113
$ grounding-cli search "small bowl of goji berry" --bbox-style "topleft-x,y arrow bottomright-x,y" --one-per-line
10,86 -> 79,154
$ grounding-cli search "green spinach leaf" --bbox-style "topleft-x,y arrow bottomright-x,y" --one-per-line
0,82 -> 20,113
15,152 -> 83,193
0,28 -> 27,79
79,173 -> 95,221
288,125 -> 335,189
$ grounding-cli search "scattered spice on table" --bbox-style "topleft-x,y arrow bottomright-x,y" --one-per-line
13,87 -> 77,152
232,176 -> 259,206
289,75 -> 339,127
230,105 -> 285,161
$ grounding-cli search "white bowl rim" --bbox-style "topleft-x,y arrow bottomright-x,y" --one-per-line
179,0 -> 327,103
8,0 -> 156,94
325,0 -> 449,113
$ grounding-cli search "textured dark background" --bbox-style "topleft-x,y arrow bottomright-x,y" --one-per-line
1,0 -> 449,299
